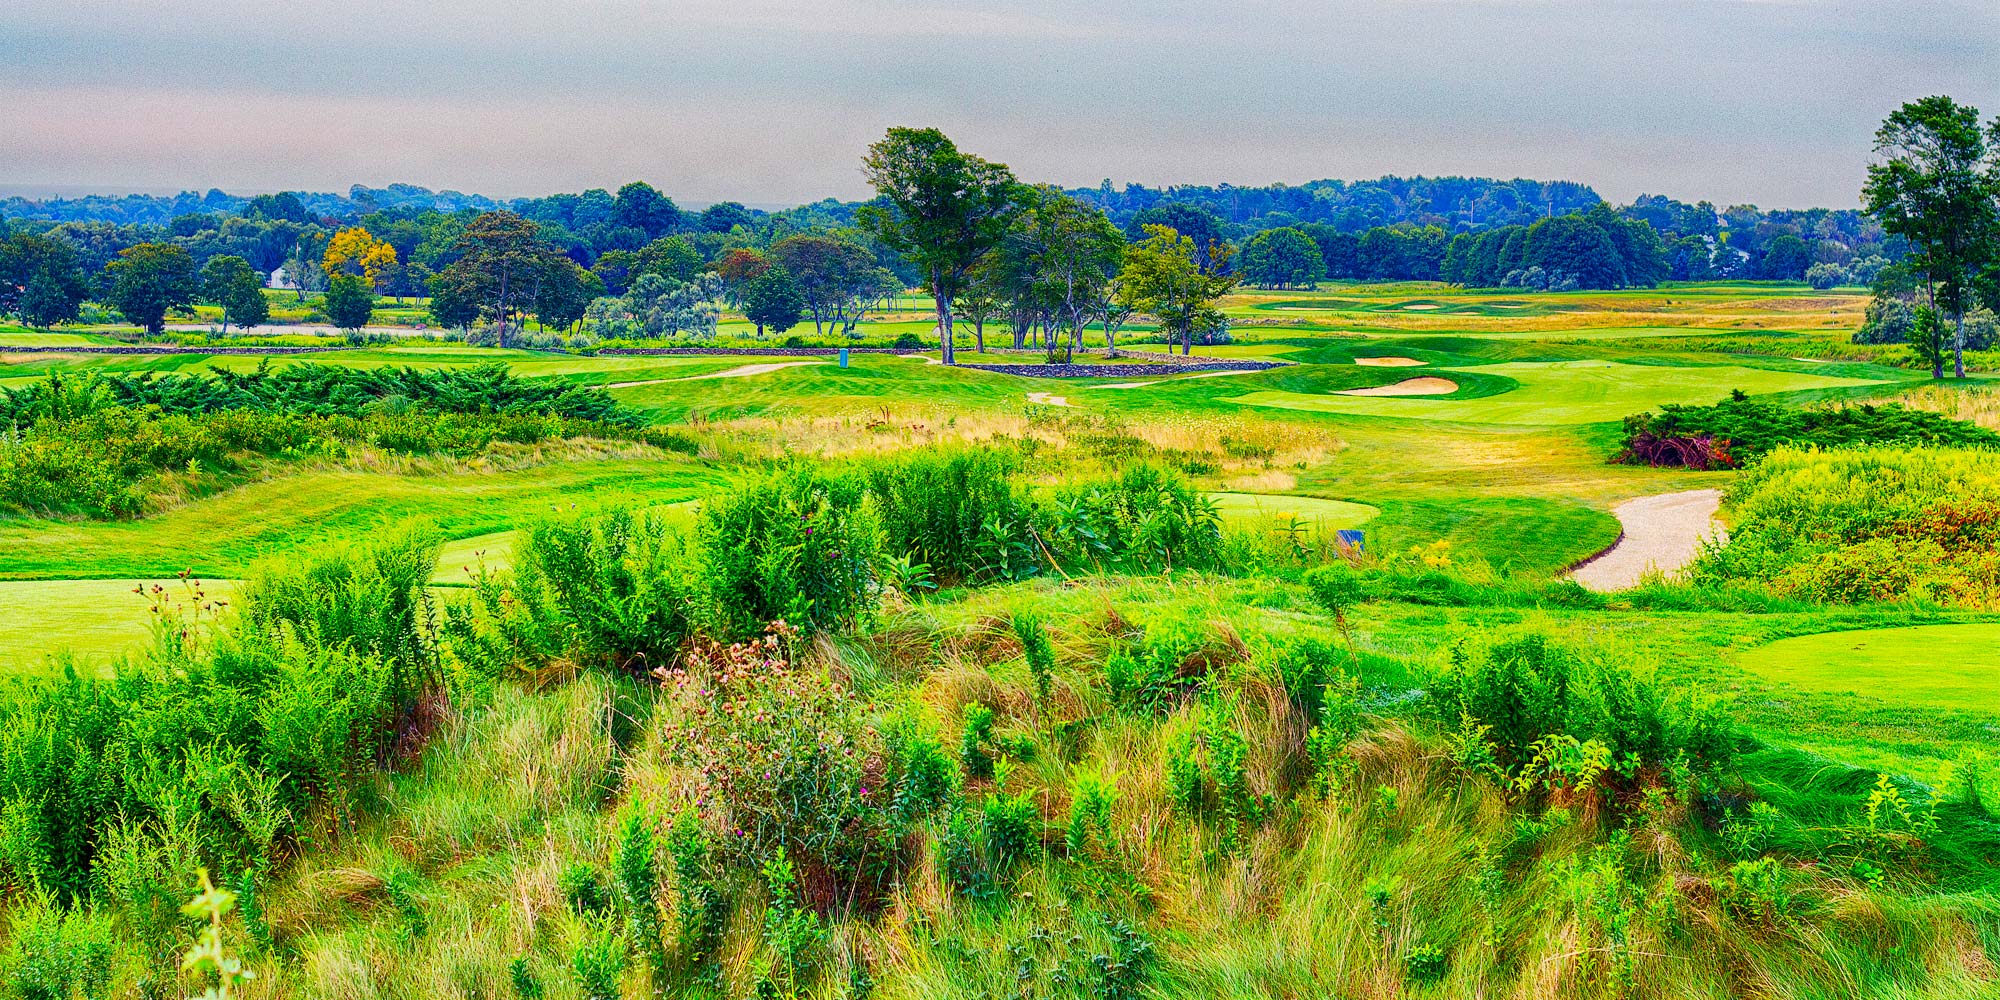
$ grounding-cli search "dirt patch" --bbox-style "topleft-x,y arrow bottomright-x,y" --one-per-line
1570,489 -> 1724,592
1026,392 -> 1071,407
1336,377 -> 1458,397
1353,356 -> 1426,367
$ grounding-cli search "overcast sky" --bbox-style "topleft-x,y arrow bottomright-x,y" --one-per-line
4,0 -> 1997,209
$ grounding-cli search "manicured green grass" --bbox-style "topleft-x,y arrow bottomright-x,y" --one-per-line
1738,623 -> 2000,713
1208,492 -> 1377,528
0,458 -> 727,580
0,577 -> 239,675
1228,359 -> 1888,425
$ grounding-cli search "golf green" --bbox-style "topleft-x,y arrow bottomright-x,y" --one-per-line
1208,492 -> 1378,529
1741,623 -> 2000,713
1226,359 -> 1884,425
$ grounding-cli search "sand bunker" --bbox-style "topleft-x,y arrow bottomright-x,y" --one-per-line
1401,303 -> 1442,311
1026,392 -> 1071,407
1336,377 -> 1458,397
1353,356 -> 1426,367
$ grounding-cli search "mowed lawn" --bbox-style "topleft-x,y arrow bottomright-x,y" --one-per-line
0,578 -> 241,675
1226,359 -> 1886,425
1739,623 -> 2000,714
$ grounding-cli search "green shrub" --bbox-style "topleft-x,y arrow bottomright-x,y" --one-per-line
570,923 -> 626,1000
559,862 -> 610,916
659,627 -> 904,911
1105,614 -> 1230,714
863,445 -> 1038,584
699,464 -> 881,635
1,891 -> 114,1000
1426,629 -> 1735,799
1042,464 -> 1222,572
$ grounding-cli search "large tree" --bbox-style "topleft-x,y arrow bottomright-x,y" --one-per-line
1240,227 -> 1326,290
104,243 -> 200,336
323,274 -> 376,333
200,254 -> 269,333
1018,187 -> 1126,354
1118,224 -> 1240,356
858,127 -> 1020,364
613,182 -> 681,239
769,235 -> 896,338
0,232 -> 89,329
743,265 -> 805,338
1863,96 -> 2000,378
433,211 -> 564,347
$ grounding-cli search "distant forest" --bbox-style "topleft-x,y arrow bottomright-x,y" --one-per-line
0,175 -> 1899,317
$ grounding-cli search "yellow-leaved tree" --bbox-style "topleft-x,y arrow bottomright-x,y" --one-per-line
322,227 -> 398,291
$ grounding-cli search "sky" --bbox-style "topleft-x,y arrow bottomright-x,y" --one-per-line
4,0 -> 1998,210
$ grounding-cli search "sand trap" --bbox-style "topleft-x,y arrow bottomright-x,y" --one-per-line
1401,303 -> 1442,311
1026,392 -> 1071,407
1336,377 -> 1458,397
1353,356 -> 1426,367
677,361 -> 821,381
1571,489 -> 1724,592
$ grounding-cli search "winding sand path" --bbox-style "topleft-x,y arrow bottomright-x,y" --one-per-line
1570,489 -> 1725,592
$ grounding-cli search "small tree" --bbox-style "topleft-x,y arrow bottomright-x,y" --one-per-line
1910,304 -> 1951,379
322,226 -> 398,292
104,242 -> 199,336
201,254 -> 270,333
324,274 -> 376,334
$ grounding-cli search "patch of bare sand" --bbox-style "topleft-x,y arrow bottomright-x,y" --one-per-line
1026,391 -> 1071,407
1336,377 -> 1458,397
678,361 -> 822,381
1571,489 -> 1724,592
1353,356 -> 1426,367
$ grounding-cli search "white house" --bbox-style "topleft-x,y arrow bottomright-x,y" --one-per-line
267,267 -> 296,290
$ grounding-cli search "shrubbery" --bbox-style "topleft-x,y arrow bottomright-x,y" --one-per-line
1691,445 -> 2000,606
0,527 -> 436,971
1616,392 -> 1999,469
1426,629 -> 1736,805
0,370 -> 662,519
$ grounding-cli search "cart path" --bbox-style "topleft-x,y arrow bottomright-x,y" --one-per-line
1570,489 -> 1725,592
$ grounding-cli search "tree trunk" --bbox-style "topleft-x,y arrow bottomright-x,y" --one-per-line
1954,309 -> 1966,379
935,291 -> 954,365
974,318 -> 985,353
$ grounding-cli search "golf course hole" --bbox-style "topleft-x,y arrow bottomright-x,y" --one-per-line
1337,377 -> 1459,397
1353,356 -> 1426,367
1741,623 -> 2000,713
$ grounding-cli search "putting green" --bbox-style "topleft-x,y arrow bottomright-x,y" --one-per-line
1741,624 -> 2000,713
1207,492 -> 1378,528
0,578 -> 241,675
1227,360 -> 1883,425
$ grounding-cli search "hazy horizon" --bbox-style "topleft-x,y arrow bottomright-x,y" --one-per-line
7,0 -> 1998,211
